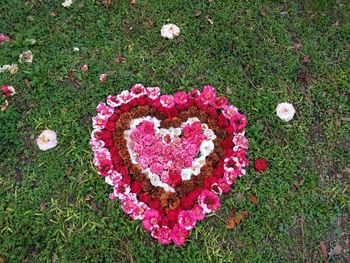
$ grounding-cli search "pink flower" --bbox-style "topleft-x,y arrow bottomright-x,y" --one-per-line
160,95 -> 175,108
99,73 -> 107,83
223,105 -> 238,119
178,210 -> 196,230
191,204 -> 205,221
142,209 -> 161,231
146,87 -> 160,100
156,226 -> 172,245
96,102 -> 114,117
117,90 -> 132,103
1,85 -> 16,97
233,135 -> 249,149
90,139 -> 104,151
198,190 -> 220,213
171,224 -> 189,245
97,160 -> 113,177
113,182 -> 131,199
150,163 -> 163,175
200,85 -> 217,105
230,112 -> 247,132
121,196 -> 137,214
131,202 -> 148,220
109,171 -> 122,185
93,148 -> 111,166
213,96 -> 228,109
106,95 -> 122,107
188,89 -> 200,99
174,91 -> 188,104
0,34 -> 10,42
81,64 -> 88,72
130,84 -> 146,97
92,115 -> 107,129
138,156 -> 149,169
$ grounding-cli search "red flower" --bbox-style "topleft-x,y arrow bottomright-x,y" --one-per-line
120,104 -> 131,112
180,197 -> 194,210
149,199 -> 161,209
105,121 -> 116,131
168,172 -> 181,187
254,158 -> 268,172
101,131 -> 112,140
138,193 -> 151,204
131,181 -> 142,193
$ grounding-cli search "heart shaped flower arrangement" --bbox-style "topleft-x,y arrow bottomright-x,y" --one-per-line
91,85 -> 248,245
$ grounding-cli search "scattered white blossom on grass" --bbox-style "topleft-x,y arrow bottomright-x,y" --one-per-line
276,102 -> 296,122
36,130 -> 58,151
160,24 -> 180,39
62,0 -> 73,7
73,47 -> 80,52
19,50 -> 33,64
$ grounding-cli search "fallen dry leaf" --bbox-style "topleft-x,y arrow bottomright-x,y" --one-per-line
292,38 -> 303,52
326,108 -> 336,114
302,55 -> 311,64
329,245 -> 342,256
194,9 -> 202,17
52,252 -> 58,263
319,241 -> 328,260
130,0 -> 136,6
24,78 -> 31,88
0,256 -> 4,263
205,15 -> 214,25
226,218 -> 236,229
39,199 -> 46,211
1,100 -> 9,111
115,56 -> 127,63
260,10 -> 267,16
91,201 -> 98,212
297,70 -> 309,84
249,195 -> 258,204
101,0 -> 112,7
240,210 -> 249,218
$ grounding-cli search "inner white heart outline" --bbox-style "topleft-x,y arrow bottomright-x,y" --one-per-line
124,117 -> 216,192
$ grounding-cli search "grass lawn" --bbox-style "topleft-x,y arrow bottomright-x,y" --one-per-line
0,0 -> 349,262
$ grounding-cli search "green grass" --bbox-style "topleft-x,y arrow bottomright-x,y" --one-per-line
0,0 -> 349,262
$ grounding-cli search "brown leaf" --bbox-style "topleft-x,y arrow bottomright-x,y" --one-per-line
114,56 -> 127,63
302,55 -> 311,64
297,70 -> 308,84
50,11 -> 57,17
249,195 -> 258,204
260,10 -> 267,16
0,256 -> 4,263
39,199 -> 46,211
292,38 -> 303,52
235,192 -> 244,201
205,15 -> 214,25
24,78 -> 31,88
90,201 -> 98,212
194,9 -> 202,17
226,218 -> 236,229
233,215 -> 242,223
319,241 -> 328,260
330,245 -> 342,256
52,252 -> 58,263
326,108 -> 336,114
1,100 -> 9,111
78,2 -> 85,8
130,0 -> 136,6
101,0 -> 112,7
240,210 -> 249,217
228,210 -> 236,217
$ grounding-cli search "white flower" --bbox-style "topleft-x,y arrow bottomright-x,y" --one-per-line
181,168 -> 192,181
276,102 -> 296,122
73,47 -> 80,52
160,24 -> 180,39
36,130 -> 58,151
19,51 -> 33,64
200,140 -> 214,156
62,0 -> 73,7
